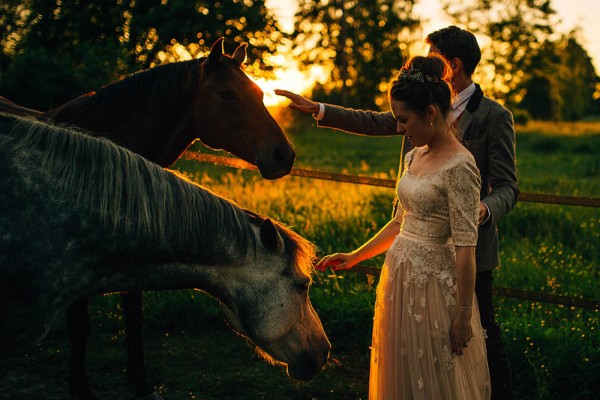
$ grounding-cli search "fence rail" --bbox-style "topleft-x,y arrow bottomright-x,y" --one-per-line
180,151 -> 600,310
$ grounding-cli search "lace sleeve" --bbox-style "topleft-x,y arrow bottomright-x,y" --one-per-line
445,157 -> 481,246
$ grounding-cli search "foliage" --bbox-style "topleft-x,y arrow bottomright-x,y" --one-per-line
512,109 -> 531,126
288,0 -> 420,109
520,31 -> 600,121
0,0 -> 283,110
441,0 -> 557,107
440,0 -> 600,121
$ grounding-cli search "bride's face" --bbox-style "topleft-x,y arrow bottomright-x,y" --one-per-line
390,99 -> 432,147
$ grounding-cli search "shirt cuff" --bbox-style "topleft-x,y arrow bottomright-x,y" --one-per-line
313,103 -> 325,120
480,201 -> 491,225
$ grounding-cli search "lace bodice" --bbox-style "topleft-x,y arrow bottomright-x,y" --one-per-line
395,150 -> 481,246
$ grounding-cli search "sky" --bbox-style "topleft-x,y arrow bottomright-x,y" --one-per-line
263,0 -> 600,104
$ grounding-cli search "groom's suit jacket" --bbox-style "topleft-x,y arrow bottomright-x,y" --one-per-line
318,84 -> 519,272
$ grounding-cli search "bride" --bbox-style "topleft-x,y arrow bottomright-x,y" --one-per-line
317,54 -> 490,400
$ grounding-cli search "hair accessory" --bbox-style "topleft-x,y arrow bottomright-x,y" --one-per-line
398,68 -> 439,84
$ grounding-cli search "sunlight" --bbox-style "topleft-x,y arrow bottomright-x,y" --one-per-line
251,53 -> 329,107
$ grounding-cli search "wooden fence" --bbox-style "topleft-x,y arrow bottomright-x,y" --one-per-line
181,151 -> 600,310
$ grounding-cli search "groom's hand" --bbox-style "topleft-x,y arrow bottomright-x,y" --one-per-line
274,89 -> 320,114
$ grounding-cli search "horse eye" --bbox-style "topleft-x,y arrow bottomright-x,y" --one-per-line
219,90 -> 235,100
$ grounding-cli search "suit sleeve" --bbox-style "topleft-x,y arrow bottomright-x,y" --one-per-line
318,103 -> 399,136
482,107 -> 519,225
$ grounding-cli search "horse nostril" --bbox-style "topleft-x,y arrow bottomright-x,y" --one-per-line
274,146 -> 295,165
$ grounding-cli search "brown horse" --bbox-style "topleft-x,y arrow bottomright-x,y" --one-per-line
1,38 -> 295,400
0,96 -> 44,118
0,115 -> 329,395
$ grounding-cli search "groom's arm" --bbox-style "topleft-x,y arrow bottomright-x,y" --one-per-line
318,103 -> 399,136
274,89 -> 399,137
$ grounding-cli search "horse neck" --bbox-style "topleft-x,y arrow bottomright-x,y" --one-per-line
46,64 -> 199,167
91,261 -> 236,305
77,189 -> 249,301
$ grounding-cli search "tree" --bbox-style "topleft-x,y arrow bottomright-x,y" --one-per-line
289,0 -> 420,109
441,0 -> 557,109
520,31 -> 600,121
0,0 -> 283,109
122,0 -> 282,75
0,0 -> 125,108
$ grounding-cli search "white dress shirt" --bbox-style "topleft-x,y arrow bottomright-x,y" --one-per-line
448,82 -> 476,126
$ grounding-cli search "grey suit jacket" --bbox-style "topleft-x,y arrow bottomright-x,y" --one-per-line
318,84 -> 519,272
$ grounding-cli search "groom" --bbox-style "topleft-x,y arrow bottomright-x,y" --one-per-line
276,25 -> 518,399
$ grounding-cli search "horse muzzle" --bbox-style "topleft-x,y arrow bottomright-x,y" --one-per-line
286,339 -> 331,381
256,145 -> 295,180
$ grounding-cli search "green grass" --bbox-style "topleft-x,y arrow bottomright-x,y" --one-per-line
514,131 -> 600,196
1,121 -> 598,399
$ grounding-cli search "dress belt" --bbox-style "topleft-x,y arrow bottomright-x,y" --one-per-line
399,230 -> 452,244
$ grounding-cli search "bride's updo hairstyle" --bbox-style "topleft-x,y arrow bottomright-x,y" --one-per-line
389,54 -> 453,118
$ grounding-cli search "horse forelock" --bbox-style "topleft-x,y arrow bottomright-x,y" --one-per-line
2,114 -> 256,263
279,223 -> 317,281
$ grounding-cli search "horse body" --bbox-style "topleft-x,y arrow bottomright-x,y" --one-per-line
0,115 -> 329,383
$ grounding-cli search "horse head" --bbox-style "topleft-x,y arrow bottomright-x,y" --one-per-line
218,214 -> 330,381
194,38 -> 295,179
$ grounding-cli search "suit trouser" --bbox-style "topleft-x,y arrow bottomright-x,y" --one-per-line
476,270 -> 514,400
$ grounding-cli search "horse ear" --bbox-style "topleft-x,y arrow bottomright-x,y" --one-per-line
207,37 -> 225,69
232,43 -> 248,65
259,219 -> 284,254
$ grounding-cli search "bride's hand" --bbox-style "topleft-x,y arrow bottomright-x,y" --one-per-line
450,311 -> 473,356
315,252 -> 358,272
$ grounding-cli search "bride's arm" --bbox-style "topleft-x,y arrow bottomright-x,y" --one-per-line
451,245 -> 476,355
316,218 -> 401,271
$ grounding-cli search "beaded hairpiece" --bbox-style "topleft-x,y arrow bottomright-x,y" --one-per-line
398,68 -> 439,83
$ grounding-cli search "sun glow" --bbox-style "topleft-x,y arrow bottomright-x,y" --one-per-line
251,53 -> 329,107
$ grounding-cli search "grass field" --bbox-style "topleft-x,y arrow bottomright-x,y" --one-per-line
1,119 -> 598,399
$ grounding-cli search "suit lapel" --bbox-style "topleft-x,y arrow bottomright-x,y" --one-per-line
466,84 -> 484,113
457,84 -> 484,141
456,111 -> 472,141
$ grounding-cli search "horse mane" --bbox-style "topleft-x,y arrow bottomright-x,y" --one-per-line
1,114 -> 315,270
86,58 -> 206,117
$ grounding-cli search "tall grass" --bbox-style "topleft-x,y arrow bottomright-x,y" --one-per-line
171,120 -> 600,399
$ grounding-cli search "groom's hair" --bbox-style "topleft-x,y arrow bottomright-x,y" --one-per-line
426,26 -> 481,77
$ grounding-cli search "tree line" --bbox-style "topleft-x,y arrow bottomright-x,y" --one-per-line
1,0 -> 598,121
